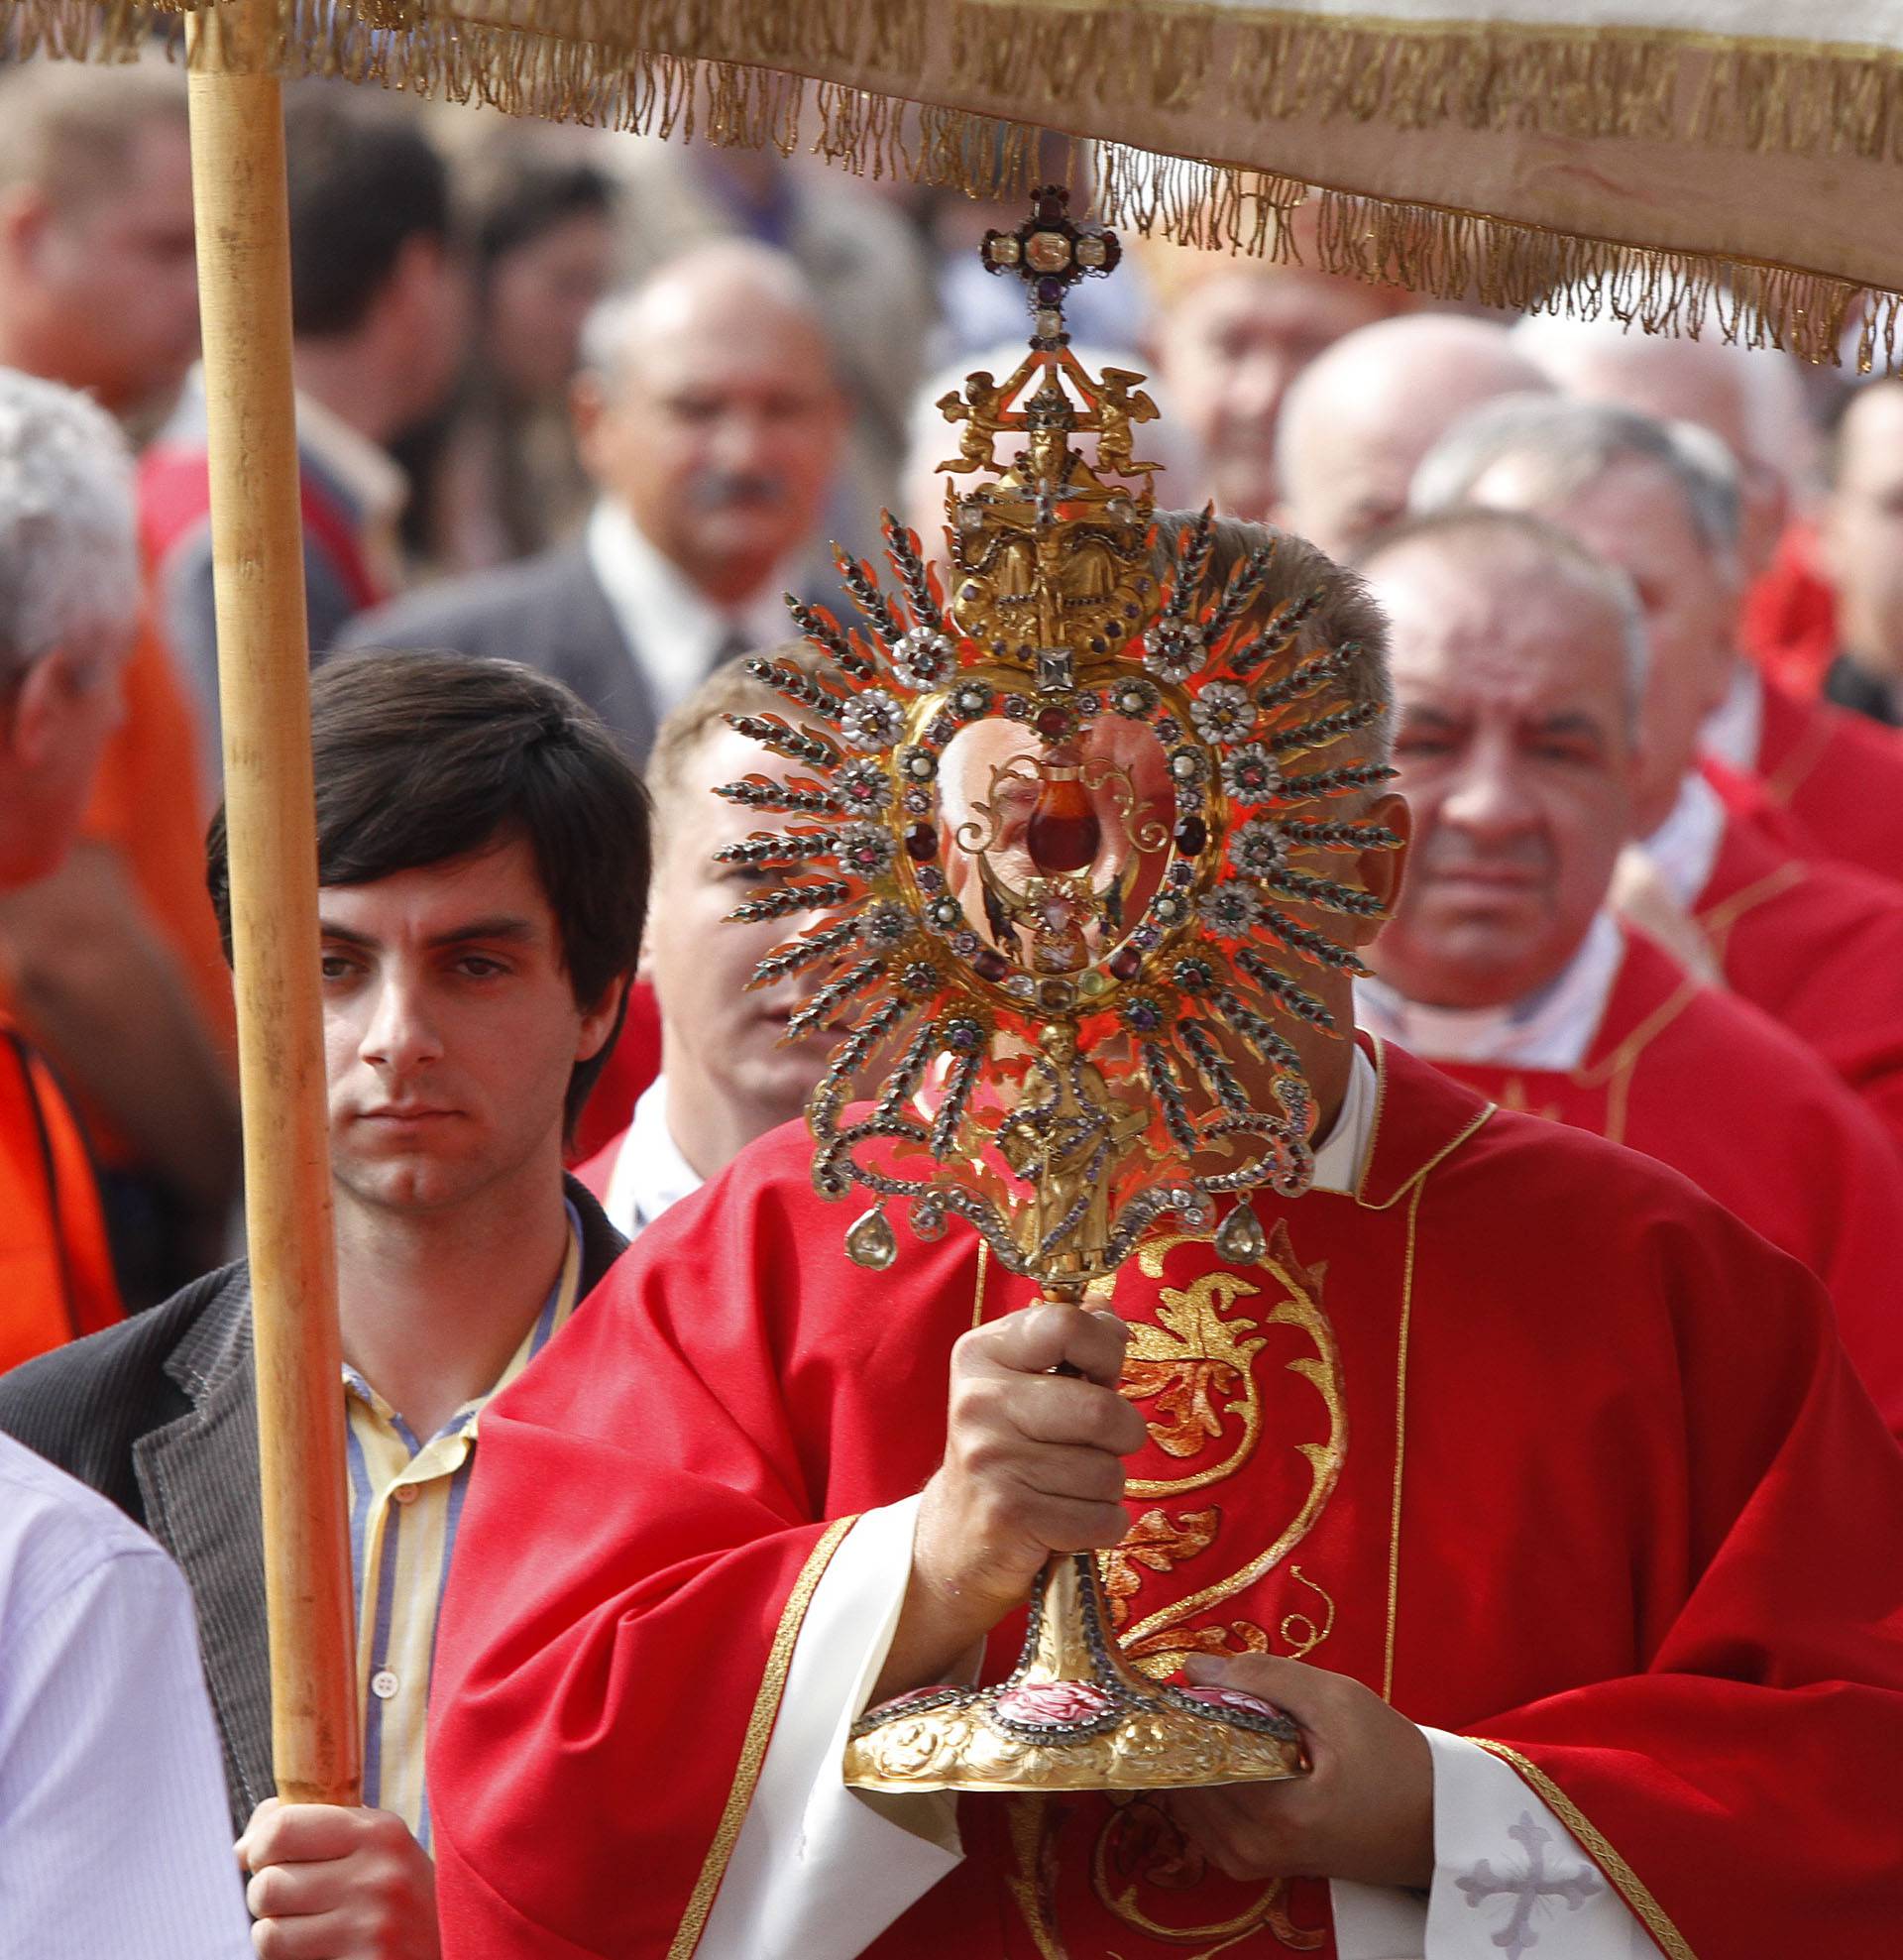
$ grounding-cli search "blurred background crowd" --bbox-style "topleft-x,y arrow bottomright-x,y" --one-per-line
4,52 -> 1903,1326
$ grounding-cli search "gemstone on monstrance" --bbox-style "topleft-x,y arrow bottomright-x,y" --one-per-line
1025,772 -> 1101,873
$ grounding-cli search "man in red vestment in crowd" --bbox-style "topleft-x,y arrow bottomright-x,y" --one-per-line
1413,394 -> 1903,1151
1352,509 -> 1903,1431
430,514 -> 1903,1960
1817,377 -> 1903,732
1272,313 -> 1551,562
1509,312 -> 1903,888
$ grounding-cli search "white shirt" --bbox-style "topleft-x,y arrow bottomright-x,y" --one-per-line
1354,913 -> 1625,1075
603,1075 -> 704,1237
701,1046 -> 1650,1957
1639,771 -> 1729,911
0,1435 -> 253,1959
1699,661 -> 1763,776
585,500 -> 795,721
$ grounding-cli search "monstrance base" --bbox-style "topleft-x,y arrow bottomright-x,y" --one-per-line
843,1553 -> 1308,1795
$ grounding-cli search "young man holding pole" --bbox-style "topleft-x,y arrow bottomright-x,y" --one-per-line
0,650 -> 650,1959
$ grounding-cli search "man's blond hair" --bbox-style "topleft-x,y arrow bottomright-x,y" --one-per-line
0,61 -> 188,216
645,642 -> 823,848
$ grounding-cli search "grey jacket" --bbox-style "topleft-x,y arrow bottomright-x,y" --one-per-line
0,1179 -> 626,1826
335,542 -> 661,763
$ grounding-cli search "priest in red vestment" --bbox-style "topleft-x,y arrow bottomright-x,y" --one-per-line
1506,309 -> 1903,888
1354,512 -> 1903,1431
429,511 -> 1903,1960
1703,660 -> 1903,889
1412,393 -> 1903,1151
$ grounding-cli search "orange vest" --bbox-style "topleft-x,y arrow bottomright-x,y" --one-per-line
0,1018 -> 123,1373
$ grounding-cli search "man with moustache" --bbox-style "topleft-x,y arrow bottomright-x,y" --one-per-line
1413,394 -> 1903,1154
0,653 -> 648,1960
343,240 -> 847,765
1354,508 -> 1903,1432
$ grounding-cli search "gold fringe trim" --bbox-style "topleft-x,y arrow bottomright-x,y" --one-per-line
1470,1738 -> 1698,1960
13,0 -> 1903,160
667,1513 -> 858,1959
6,0 -> 1902,370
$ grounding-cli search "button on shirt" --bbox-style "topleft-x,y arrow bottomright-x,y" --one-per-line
342,1207 -> 584,1850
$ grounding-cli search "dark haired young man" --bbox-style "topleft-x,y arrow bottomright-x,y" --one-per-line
144,93 -> 470,764
0,651 -> 648,1960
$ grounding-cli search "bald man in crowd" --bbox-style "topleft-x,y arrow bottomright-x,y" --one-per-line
1413,394 -> 1903,1151
1355,508 -> 1903,1430
1272,311 -> 1551,557
344,239 -> 846,762
1140,207 -> 1409,522
1512,313 -> 1903,885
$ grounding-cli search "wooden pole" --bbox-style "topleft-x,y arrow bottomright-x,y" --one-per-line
184,0 -> 361,1808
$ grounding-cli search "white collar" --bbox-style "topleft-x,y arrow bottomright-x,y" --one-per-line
604,1075 -> 704,1237
584,499 -> 793,720
1352,910 -> 1624,1074
1640,772 -> 1727,910
1307,1043 -> 1378,1195
293,389 -> 407,526
1699,661 -> 1763,775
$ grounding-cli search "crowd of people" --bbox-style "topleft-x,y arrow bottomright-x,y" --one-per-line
1,49 -> 1902,1960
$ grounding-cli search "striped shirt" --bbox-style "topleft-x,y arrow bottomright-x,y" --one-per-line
342,1205 -> 583,1849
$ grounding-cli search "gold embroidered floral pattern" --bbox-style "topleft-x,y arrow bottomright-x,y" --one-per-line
1121,1563 -> 1338,1676
1005,1797 -> 1068,1960
1100,1507 -> 1219,1631
1091,1798 -> 1328,1954
1123,1271 -> 1269,1465
1113,1221 -> 1346,1660
1001,1221 -> 1351,1955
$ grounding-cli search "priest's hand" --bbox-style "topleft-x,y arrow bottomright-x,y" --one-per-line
1164,1655 -> 1435,1892
875,1301 -> 1148,1698
237,1798 -> 440,1960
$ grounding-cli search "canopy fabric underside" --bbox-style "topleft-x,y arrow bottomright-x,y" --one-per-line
10,0 -> 1903,364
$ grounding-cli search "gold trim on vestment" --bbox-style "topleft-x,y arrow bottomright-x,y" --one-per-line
1381,1177 -> 1422,1704
1357,1039 -> 1497,1214
1694,860 -> 1807,963
1760,707 -> 1835,808
14,1 -> 1903,369
1560,966 -> 1701,1148
668,1514 -> 858,1959
1470,1739 -> 1699,1960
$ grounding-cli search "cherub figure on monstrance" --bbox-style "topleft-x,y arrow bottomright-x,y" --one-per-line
715,184 -> 1397,1793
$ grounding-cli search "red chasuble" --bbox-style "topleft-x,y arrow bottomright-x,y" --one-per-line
1424,928 -> 1903,1435
1697,771 -> 1903,1152
1750,677 -> 1903,889
431,1043 -> 1903,1959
